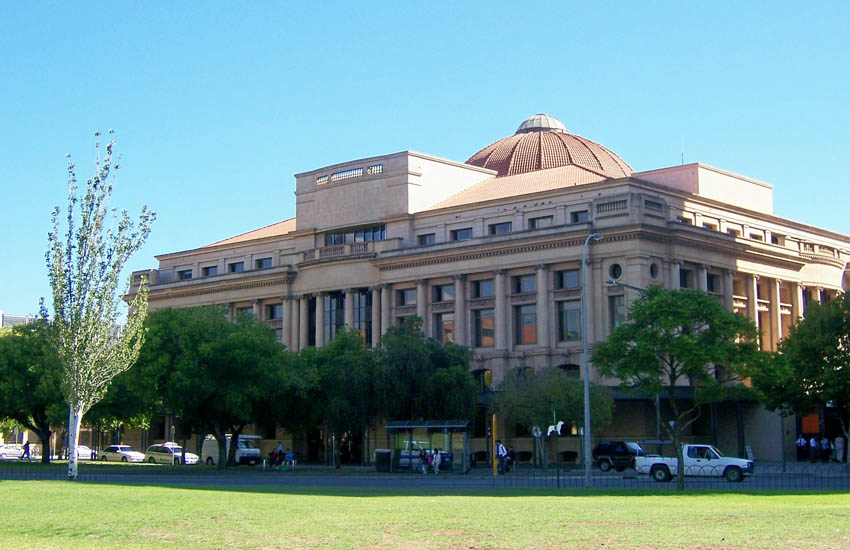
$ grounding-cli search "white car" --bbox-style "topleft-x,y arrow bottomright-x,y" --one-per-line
100,444 -> 145,463
0,444 -> 24,459
76,445 -> 94,460
145,443 -> 199,465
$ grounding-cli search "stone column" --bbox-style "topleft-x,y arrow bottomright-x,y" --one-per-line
494,270 -> 507,350
315,292 -> 325,348
453,275 -> 466,346
371,286 -> 381,347
290,295 -> 300,352
723,270 -> 734,311
280,296 -> 291,349
792,283 -> 804,320
671,261 -> 682,290
416,279 -> 428,336
536,264 -> 550,349
770,279 -> 782,351
344,288 -> 355,328
299,295 -> 310,349
748,275 -> 761,346
697,265 -> 708,291
381,285 -> 391,335
252,299 -> 262,320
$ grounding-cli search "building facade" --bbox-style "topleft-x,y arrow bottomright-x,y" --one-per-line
129,114 -> 850,461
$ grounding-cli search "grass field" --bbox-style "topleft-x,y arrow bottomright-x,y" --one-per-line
1,481 -> 848,550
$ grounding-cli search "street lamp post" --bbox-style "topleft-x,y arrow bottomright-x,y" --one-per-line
581,232 -> 602,488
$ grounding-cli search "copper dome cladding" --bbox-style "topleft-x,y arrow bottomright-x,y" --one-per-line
466,114 -> 633,179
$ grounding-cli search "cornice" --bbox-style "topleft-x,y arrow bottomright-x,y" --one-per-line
148,274 -> 294,302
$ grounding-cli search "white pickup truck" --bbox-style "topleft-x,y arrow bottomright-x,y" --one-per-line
634,444 -> 754,482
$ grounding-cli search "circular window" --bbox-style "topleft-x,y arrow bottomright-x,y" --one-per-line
650,263 -> 659,279
608,263 -> 623,280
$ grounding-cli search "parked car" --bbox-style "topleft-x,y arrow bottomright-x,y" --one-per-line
201,434 -> 262,465
634,443 -> 754,482
145,442 -> 199,465
0,444 -> 24,459
76,445 -> 94,460
592,440 -> 645,472
100,444 -> 145,462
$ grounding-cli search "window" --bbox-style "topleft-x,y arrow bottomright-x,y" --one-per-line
676,216 -> 692,225
273,328 -> 283,341
397,288 -> 416,306
228,262 -> 245,273
702,222 -> 718,231
608,263 -> 623,280
323,292 -> 345,344
418,233 -> 436,246
680,269 -> 693,289
266,303 -> 283,320
727,228 -> 741,237
433,284 -> 454,302
353,290 -> 372,346
435,312 -> 455,345
609,295 -> 626,332
707,273 -> 719,293
324,224 -> 385,246
488,222 -> 512,235
177,269 -> 192,280
316,175 -> 328,185
255,257 -> 273,270
236,306 -> 254,318
571,210 -> 589,223
451,227 -> 473,241
366,164 -> 383,175
558,301 -> 581,341
514,305 -> 537,344
650,263 -> 659,279
513,275 -> 536,294
555,269 -> 580,289
202,266 -> 218,277
473,279 -> 494,298
474,309 -> 495,347
529,215 -> 553,229
750,233 -> 764,241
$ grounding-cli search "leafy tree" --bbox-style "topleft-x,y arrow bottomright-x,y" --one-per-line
592,286 -> 762,490
45,132 -> 155,479
747,293 -> 850,470
0,320 -> 66,463
494,367 -> 613,466
137,306 -> 287,469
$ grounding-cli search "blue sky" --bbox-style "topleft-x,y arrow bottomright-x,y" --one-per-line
2,1 -> 849,316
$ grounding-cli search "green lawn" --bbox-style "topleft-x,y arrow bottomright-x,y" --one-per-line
1,481 -> 848,549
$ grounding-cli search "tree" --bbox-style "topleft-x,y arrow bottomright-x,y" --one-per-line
747,293 -> 850,471
0,320 -> 67,463
138,307 -> 288,469
494,367 -> 613,467
46,132 -> 155,479
592,286 -> 762,490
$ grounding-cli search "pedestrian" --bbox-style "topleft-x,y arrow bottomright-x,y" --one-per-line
795,434 -> 807,462
419,447 -> 428,475
809,435 -> 819,463
432,449 -> 440,475
496,440 -> 507,474
834,435 -> 846,463
506,445 -> 516,473
820,437 -> 831,463
21,441 -> 30,460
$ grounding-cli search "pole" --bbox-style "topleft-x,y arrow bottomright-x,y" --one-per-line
492,413 -> 498,477
582,232 -> 602,488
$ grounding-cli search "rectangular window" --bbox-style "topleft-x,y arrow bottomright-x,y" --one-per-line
555,269 -> 580,289
558,301 -> 582,341
397,288 -> 416,306
473,279 -> 494,298
609,295 -> 626,332
418,233 -> 436,246
255,257 -> 273,270
435,312 -> 455,345
451,227 -> 473,241
727,228 -> 741,237
514,304 -> 537,345
177,269 -> 192,280
353,290 -> 372,347
433,284 -> 454,303
513,274 -> 536,294
680,269 -> 693,289
474,309 -> 495,348
323,293 -> 345,344
266,303 -> 283,320
571,210 -> 589,223
202,266 -> 218,277
707,273 -> 719,293
529,215 -> 553,229
488,221 -> 512,235
236,306 -> 254,318
228,262 -> 245,273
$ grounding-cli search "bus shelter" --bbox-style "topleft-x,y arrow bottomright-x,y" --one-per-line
383,420 -> 471,473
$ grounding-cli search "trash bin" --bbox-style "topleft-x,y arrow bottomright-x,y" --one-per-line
374,449 -> 392,472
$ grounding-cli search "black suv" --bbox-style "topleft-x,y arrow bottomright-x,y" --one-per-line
592,441 -> 645,472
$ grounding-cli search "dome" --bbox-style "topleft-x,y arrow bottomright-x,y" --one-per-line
466,114 -> 633,179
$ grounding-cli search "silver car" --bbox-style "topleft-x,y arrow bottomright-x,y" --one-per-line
100,444 -> 145,462
145,443 -> 199,465
0,444 -> 24,459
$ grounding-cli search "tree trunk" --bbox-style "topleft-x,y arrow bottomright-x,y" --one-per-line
67,407 -> 83,480
227,427 -> 243,467
673,430 -> 685,492
212,424 -> 227,470
35,420 -> 52,465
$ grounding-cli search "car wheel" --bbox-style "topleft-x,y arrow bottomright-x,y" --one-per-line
100,455 -> 107,461
206,457 -> 214,465
148,457 -> 156,463
651,465 -> 671,482
599,459 -> 611,472
121,456 -> 128,462
724,466 -> 743,482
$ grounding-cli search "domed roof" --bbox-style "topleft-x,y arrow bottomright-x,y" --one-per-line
466,114 -> 633,179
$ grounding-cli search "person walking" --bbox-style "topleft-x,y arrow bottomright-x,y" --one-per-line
496,440 -> 507,474
432,449 -> 441,475
21,441 -> 30,460
419,447 -> 428,475
834,435 -> 846,463
795,435 -> 807,462
809,435 -> 819,463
